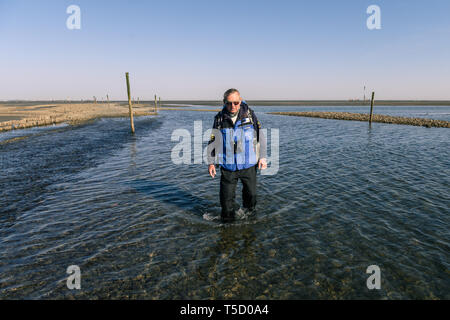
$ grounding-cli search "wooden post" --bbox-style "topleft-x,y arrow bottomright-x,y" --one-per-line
125,72 -> 135,134
369,92 -> 375,125
159,97 -> 161,110
107,94 -> 110,106
154,94 -> 157,114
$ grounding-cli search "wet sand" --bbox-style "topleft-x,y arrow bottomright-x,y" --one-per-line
0,103 -> 157,132
269,111 -> 450,128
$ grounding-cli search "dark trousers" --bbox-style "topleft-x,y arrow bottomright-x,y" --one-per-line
220,165 -> 257,222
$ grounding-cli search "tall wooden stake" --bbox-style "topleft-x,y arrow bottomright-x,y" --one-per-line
369,92 -> 375,125
126,72 -> 135,134
154,94 -> 157,114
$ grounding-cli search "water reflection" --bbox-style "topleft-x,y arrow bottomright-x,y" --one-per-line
130,179 -> 216,214
129,137 -> 137,171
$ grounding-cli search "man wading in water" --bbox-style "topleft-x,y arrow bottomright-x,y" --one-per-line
207,89 -> 267,222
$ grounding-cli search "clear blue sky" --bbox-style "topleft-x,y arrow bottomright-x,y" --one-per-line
1,0 -> 449,100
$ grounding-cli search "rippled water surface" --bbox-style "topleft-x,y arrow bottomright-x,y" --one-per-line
1,106 -> 449,299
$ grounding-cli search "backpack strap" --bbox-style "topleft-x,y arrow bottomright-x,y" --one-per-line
216,111 -> 224,130
247,109 -> 254,125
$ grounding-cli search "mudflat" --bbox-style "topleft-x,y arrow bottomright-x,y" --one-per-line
269,111 -> 450,128
0,102 -> 156,132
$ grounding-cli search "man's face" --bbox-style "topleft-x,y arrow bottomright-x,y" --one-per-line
225,92 -> 241,114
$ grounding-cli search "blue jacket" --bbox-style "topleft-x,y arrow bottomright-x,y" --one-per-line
208,101 -> 263,171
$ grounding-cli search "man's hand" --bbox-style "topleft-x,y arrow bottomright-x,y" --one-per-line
208,164 -> 216,178
258,158 -> 267,170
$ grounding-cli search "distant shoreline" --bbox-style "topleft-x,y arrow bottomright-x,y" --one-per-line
2,100 -> 450,107
2,101 -> 449,133
159,100 -> 450,107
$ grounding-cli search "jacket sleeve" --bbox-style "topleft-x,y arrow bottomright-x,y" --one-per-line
207,114 -> 219,165
251,109 -> 267,159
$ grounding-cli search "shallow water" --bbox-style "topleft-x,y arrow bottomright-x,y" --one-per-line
0,106 -> 449,299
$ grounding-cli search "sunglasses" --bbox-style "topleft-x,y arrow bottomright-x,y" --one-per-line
225,101 -> 241,106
